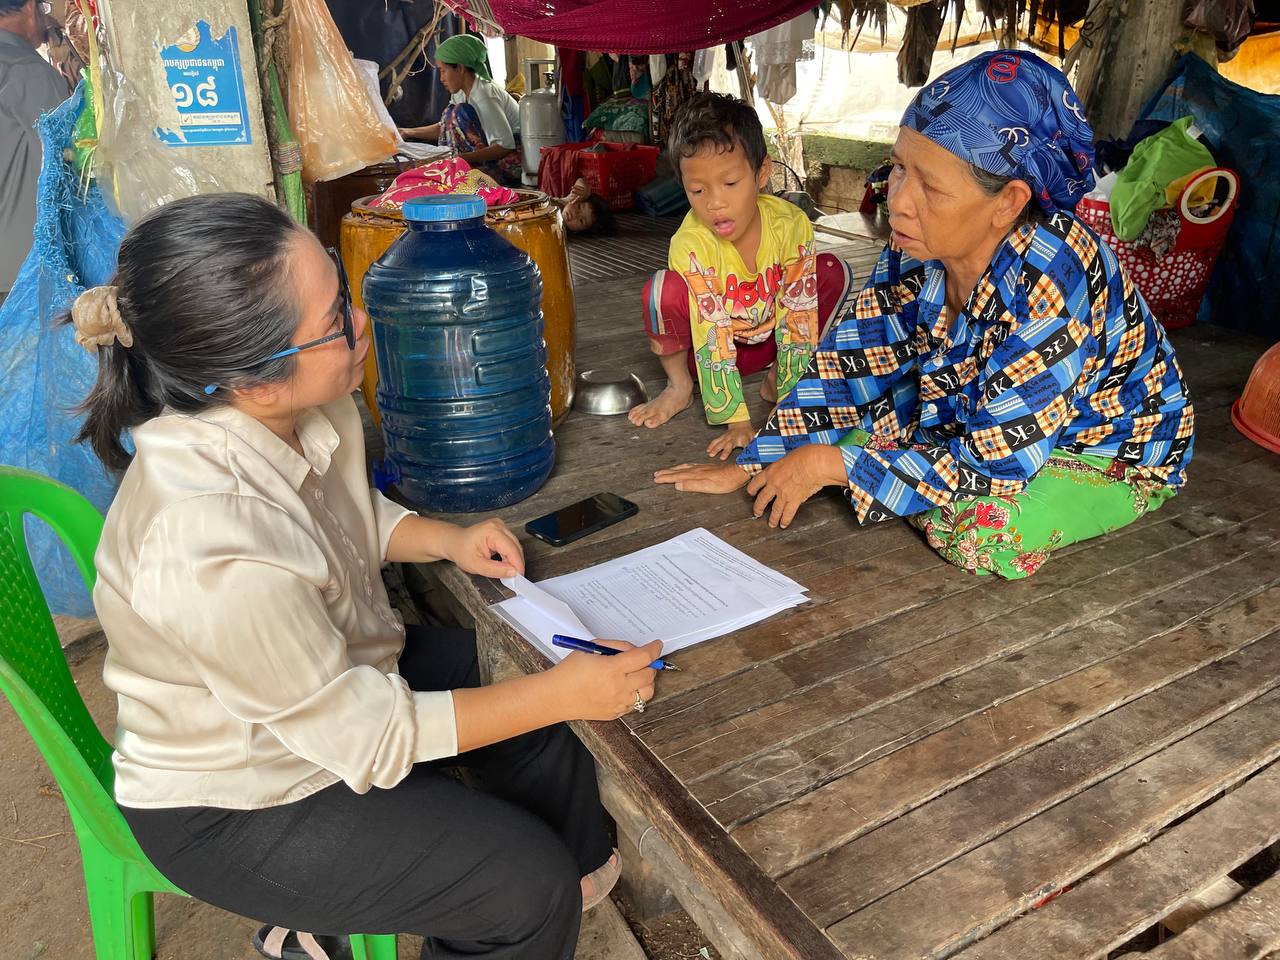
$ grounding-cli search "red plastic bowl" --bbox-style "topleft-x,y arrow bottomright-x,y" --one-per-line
1231,342 -> 1280,455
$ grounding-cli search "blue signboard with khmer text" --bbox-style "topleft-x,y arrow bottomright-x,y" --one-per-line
156,20 -> 252,147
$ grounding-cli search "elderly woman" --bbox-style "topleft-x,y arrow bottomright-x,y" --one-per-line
657,52 -> 1195,579
399,35 -> 523,184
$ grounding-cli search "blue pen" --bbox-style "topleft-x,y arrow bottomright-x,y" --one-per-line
551,634 -> 679,671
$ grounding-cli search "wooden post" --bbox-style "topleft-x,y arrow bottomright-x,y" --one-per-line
94,0 -> 276,218
1071,0 -> 1189,140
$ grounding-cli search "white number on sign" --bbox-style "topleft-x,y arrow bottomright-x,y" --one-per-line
196,77 -> 219,107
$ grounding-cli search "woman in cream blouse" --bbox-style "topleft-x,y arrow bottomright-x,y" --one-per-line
73,193 -> 659,960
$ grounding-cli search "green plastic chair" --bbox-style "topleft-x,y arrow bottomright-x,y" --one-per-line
0,466 -> 397,960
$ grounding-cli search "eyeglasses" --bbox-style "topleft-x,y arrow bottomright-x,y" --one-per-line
203,248 -> 355,396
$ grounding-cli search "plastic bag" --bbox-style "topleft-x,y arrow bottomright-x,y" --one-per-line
1140,54 -> 1280,337
284,0 -> 397,183
1184,0 -> 1255,56
0,82 -> 126,615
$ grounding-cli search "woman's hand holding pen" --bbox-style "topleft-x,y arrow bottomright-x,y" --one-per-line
549,639 -> 663,721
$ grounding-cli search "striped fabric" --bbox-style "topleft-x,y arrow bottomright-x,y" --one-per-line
736,212 -> 1196,523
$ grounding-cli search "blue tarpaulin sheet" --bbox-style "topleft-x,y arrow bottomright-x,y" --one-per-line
0,82 -> 125,615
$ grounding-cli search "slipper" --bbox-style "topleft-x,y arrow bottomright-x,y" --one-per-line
581,848 -> 621,912
253,925 -> 353,960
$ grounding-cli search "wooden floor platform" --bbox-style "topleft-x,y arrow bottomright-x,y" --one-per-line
414,224 -> 1280,960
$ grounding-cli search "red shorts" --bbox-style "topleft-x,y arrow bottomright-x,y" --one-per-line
641,252 -> 855,376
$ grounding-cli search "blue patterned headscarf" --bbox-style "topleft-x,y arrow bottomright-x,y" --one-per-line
901,51 -> 1096,214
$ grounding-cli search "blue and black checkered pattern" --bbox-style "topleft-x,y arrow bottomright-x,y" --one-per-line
736,212 -> 1196,523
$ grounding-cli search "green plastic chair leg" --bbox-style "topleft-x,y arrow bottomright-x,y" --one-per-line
130,888 -> 157,960
349,933 -> 398,960
79,843 -> 144,960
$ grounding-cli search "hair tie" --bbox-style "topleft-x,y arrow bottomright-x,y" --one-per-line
71,285 -> 133,353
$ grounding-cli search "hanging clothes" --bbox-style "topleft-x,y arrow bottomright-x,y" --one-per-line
558,47 -> 589,141
649,54 -> 668,86
610,54 -> 630,95
584,54 -> 614,111
649,51 -> 698,146
747,8 -> 816,105
628,56 -> 652,98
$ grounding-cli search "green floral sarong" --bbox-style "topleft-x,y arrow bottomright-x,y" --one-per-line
837,431 -> 1178,580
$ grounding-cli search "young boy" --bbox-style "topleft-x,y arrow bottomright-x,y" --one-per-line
628,92 -> 855,459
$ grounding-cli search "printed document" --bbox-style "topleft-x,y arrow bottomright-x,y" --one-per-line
493,529 -> 807,661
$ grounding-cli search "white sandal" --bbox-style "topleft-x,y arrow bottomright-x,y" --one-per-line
581,848 -> 621,912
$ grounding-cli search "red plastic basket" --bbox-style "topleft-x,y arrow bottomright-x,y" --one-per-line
576,144 -> 660,211
1075,167 -> 1238,330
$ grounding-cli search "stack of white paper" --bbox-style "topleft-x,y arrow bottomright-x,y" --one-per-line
393,141 -> 453,162
493,529 -> 808,662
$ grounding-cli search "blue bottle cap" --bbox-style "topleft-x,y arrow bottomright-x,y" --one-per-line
403,195 -> 487,222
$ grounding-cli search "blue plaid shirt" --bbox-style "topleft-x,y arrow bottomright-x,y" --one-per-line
737,212 -> 1195,523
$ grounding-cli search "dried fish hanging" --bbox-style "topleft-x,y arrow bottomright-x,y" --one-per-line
1027,0 -> 1090,56
898,2 -> 946,84
829,0 -> 890,46
974,0 -> 1022,46
897,0 -> 973,86
828,0 -> 1059,87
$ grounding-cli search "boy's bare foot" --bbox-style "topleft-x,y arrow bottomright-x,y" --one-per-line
707,420 -> 755,460
759,375 -> 779,404
629,382 -> 693,428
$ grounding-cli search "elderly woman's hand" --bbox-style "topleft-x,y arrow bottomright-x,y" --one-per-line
653,461 -> 749,494
746,445 -> 847,529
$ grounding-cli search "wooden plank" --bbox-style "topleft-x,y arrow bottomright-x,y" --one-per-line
706,525 -> 1280,834
783,634 -> 1280,927
1143,871 -> 1280,960
644,481 -> 1275,765
634,467 -> 1270,731
598,767 -> 761,960
953,761 -> 1280,960
823,684 -> 1280,959
526,445 -> 1271,723
729,568 -> 1280,871
442,571 -> 845,960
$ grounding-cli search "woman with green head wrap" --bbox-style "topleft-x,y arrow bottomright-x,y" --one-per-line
399,34 -> 523,183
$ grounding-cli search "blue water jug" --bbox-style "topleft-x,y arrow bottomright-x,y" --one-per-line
362,195 -> 555,513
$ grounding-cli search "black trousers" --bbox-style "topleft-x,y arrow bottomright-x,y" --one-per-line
123,627 -> 613,960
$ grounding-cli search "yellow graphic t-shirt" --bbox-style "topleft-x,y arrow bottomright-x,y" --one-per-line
669,194 -> 819,424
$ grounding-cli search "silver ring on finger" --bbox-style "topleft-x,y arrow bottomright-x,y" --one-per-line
632,691 -> 646,714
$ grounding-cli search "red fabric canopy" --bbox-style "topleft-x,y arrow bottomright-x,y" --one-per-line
445,0 -> 819,54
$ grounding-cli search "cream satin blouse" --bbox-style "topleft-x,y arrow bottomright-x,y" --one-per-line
95,395 -> 458,809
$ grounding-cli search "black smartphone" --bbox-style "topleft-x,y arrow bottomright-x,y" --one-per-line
525,492 -> 639,547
